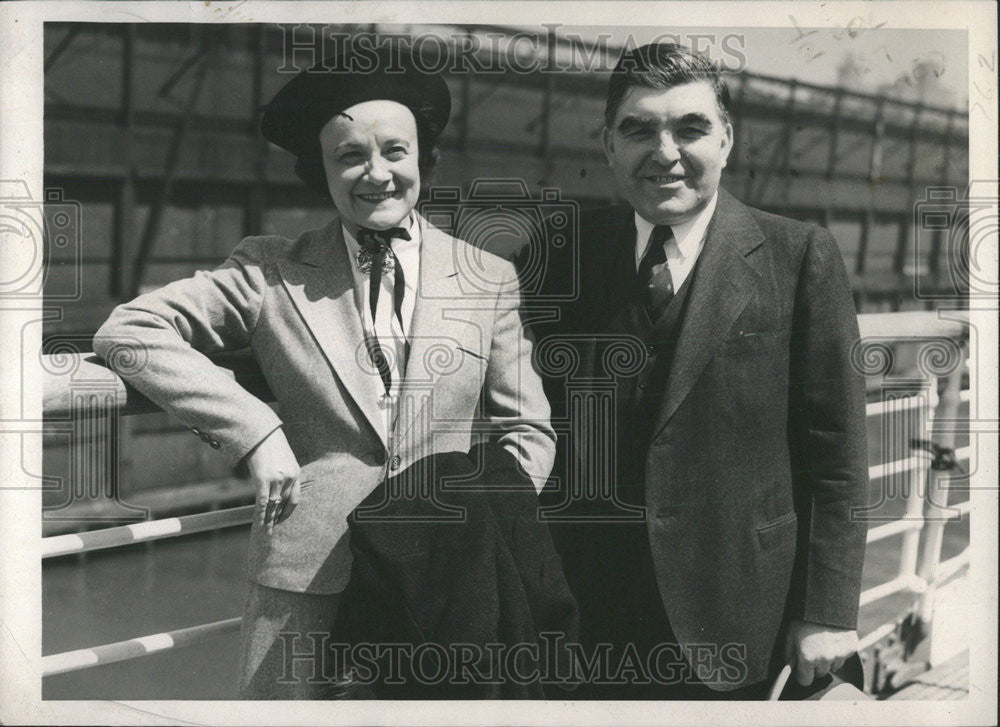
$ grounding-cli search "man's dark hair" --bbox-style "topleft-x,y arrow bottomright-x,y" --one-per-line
604,43 -> 731,129
295,102 -> 442,199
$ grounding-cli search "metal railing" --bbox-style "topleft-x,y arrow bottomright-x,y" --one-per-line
40,310 -> 971,677
853,312 -> 970,654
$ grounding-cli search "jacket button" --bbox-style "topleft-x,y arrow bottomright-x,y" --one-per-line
646,343 -> 656,353
638,382 -> 646,390
390,454 -> 401,471
191,427 -> 202,436
209,440 -> 221,450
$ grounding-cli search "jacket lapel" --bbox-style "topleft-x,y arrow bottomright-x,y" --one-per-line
393,215 -> 469,447
650,188 -> 765,441
276,218 -> 388,446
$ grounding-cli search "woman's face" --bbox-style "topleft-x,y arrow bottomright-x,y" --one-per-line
319,100 -> 421,231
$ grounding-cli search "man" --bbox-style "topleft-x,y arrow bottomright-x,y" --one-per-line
541,43 -> 868,699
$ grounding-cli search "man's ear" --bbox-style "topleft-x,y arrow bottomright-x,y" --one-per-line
602,126 -> 615,166
720,121 -> 734,169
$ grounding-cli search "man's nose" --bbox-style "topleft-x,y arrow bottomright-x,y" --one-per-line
650,132 -> 680,165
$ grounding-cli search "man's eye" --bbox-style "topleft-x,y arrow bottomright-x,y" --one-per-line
622,128 -> 653,139
679,127 -> 708,138
384,146 -> 408,160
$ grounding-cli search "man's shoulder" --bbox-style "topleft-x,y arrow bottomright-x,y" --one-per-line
746,207 -> 818,240
713,189 -> 834,271
719,189 -> 822,242
578,197 -> 821,248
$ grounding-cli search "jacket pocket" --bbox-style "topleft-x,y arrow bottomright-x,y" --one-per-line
755,510 -> 798,550
717,328 -> 786,357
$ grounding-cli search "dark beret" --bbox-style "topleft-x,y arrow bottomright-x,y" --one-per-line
260,47 -> 451,156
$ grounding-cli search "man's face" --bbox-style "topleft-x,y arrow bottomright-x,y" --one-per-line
319,100 -> 421,231
603,81 -> 733,226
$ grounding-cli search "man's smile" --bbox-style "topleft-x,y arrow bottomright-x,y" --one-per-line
641,173 -> 687,185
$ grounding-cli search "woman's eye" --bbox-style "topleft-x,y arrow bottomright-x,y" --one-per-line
337,151 -> 365,165
384,146 -> 408,160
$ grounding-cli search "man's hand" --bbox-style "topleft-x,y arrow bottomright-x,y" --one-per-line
784,619 -> 859,686
244,428 -> 300,535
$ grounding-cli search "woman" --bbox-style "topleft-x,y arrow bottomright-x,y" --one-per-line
93,48 -> 555,698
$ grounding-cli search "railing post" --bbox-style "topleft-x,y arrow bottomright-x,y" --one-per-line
916,342 -> 967,621
896,383 -> 935,580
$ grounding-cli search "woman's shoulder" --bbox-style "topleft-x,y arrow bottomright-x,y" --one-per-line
227,218 -> 342,266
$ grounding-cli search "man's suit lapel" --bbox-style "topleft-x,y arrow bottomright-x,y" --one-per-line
650,189 -> 765,441
276,218 -> 389,447
393,216 -> 468,447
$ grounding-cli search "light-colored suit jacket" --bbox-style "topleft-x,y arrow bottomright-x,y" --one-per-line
93,212 -> 556,594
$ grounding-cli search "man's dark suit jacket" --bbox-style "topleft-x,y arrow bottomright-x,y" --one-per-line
538,187 -> 869,690
331,444 -> 579,699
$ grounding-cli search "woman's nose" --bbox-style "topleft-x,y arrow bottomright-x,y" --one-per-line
365,156 -> 392,183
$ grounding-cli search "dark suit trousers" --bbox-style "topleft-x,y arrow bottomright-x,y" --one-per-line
554,241 -> 768,699
571,519 -> 767,700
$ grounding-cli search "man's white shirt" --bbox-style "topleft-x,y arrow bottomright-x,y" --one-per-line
633,192 -> 718,289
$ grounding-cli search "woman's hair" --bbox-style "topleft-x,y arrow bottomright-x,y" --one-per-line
294,101 -> 443,199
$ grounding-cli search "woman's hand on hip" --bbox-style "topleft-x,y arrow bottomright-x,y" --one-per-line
245,428 -> 301,534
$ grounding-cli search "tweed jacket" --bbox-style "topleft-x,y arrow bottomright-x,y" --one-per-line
94,212 -> 556,594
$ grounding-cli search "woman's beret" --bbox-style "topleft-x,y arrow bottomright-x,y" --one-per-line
260,46 -> 452,155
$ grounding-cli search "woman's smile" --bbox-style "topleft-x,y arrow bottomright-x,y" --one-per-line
355,190 -> 401,203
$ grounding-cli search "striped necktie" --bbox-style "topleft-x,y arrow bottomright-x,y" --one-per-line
637,225 -> 675,318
